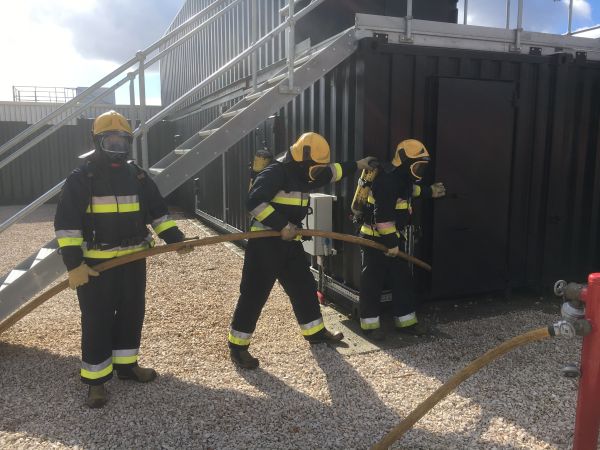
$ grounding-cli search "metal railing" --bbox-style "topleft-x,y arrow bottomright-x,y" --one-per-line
0,0 -> 323,235
12,86 -> 79,103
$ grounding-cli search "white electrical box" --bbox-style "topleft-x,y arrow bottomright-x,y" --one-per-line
303,193 -> 336,256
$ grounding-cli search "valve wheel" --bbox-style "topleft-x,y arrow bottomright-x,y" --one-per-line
554,280 -> 567,297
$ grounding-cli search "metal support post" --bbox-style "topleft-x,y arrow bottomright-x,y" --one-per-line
568,0 -> 574,35
287,0 -> 295,89
573,273 -> 600,450
406,0 -> 413,41
512,0 -> 523,52
505,0 -> 511,29
128,71 -> 138,162
137,51 -> 149,170
222,154 -> 227,223
251,0 -> 258,90
463,0 -> 468,25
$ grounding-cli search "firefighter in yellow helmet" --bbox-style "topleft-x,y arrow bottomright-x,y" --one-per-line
54,111 -> 192,408
358,139 -> 445,341
228,132 -> 376,369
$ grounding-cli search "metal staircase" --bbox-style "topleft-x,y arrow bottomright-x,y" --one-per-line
0,0 -> 358,329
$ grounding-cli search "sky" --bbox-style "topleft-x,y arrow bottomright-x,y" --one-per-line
0,0 -> 598,106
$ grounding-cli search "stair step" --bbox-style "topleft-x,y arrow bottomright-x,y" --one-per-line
174,148 -> 190,156
198,128 -> 219,138
149,168 -> 164,175
245,90 -> 267,102
267,73 -> 287,85
221,107 -> 246,120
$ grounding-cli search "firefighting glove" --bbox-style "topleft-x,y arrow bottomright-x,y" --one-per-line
385,246 -> 401,258
68,263 -> 99,290
280,223 -> 300,241
356,156 -> 378,171
430,182 -> 446,198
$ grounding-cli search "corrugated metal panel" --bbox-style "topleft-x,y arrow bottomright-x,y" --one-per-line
0,119 -> 173,205
0,102 -> 161,126
174,38 -> 600,297
160,0 -> 288,110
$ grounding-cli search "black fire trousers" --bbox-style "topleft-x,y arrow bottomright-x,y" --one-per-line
359,246 -> 417,323
77,259 -> 146,385
229,237 -> 322,349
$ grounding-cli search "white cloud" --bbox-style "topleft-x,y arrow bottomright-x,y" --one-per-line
0,0 -> 183,104
563,0 -> 592,20
573,23 -> 600,37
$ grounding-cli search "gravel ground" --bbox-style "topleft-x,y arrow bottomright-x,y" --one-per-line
0,207 -> 586,449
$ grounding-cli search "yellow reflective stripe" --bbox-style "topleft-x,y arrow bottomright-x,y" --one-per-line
250,224 -> 271,231
86,203 -> 140,213
83,245 -> 148,259
367,195 -> 375,204
271,197 -> 309,206
395,200 -> 409,210
375,222 -> 396,235
300,319 -> 325,336
360,317 -> 380,330
394,313 -> 418,328
412,185 -> 421,197
360,225 -> 380,237
58,237 -> 84,247
255,204 -> 275,221
154,220 -> 177,235
330,163 -> 343,182
228,332 -> 252,346
112,355 -> 138,365
81,364 -> 113,380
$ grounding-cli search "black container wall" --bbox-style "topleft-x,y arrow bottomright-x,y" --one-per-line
179,36 -> 600,299
0,119 -> 174,205
355,39 -> 600,296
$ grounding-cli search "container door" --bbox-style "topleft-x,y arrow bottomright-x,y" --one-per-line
431,78 -> 515,297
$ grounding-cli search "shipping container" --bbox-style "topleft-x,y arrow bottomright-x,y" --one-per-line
161,0 -> 600,301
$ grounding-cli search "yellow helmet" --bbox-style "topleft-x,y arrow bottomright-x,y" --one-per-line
288,132 -> 330,164
92,110 -> 132,136
392,139 -> 430,180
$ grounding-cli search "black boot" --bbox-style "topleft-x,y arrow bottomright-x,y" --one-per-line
116,365 -> 157,382
86,384 -> 108,409
230,348 -> 259,370
396,321 -> 430,336
305,328 -> 344,344
363,328 -> 386,342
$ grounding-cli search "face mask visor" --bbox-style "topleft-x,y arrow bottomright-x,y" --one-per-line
308,164 -> 329,181
410,159 -> 429,181
100,132 -> 132,160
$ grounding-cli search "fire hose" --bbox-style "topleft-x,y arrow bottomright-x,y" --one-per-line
0,230 -> 431,335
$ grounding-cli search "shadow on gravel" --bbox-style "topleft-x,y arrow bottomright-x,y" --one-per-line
0,340 -> 539,450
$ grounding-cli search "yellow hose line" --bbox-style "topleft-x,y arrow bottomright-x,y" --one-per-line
0,229 -> 430,335
371,327 -> 552,450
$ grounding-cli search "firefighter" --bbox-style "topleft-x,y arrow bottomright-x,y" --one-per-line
358,139 -> 445,341
228,132 -> 376,369
54,110 -> 192,408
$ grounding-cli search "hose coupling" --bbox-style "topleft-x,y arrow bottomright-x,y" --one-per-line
549,319 -> 592,338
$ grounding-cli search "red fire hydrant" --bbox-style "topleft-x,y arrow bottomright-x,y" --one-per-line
573,273 -> 600,450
